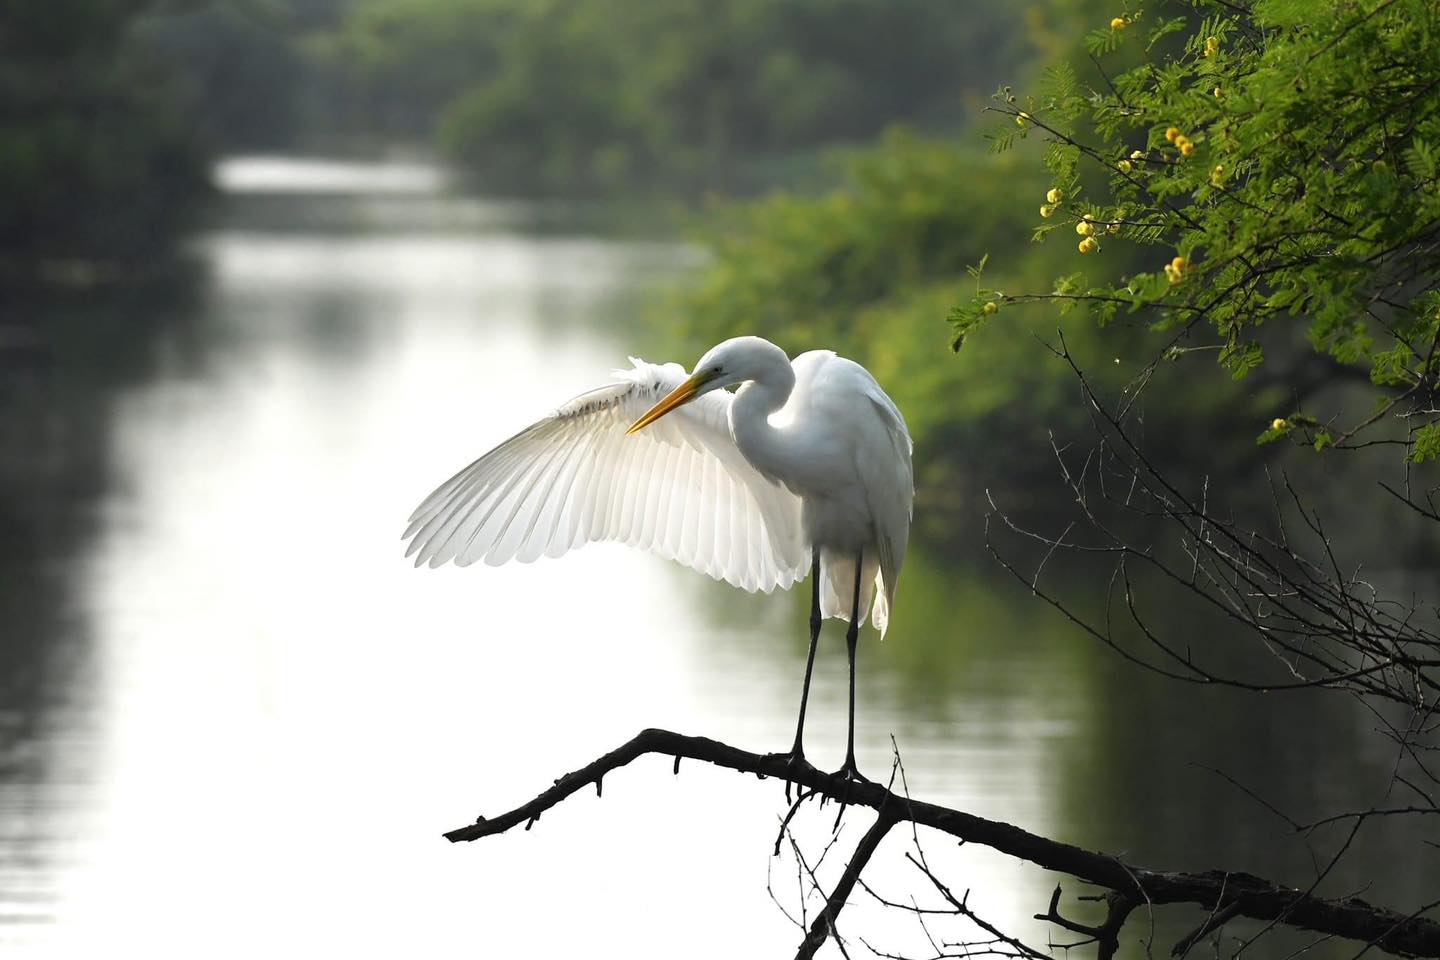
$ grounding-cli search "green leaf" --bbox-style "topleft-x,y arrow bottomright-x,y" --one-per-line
1257,422 -> 1290,445
1219,340 -> 1264,380
1403,138 -> 1437,180
1409,423 -> 1440,464
1370,343 -> 1415,386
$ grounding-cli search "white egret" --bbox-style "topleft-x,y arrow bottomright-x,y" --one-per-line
403,336 -> 913,780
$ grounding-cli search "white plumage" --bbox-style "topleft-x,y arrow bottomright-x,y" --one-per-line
404,335 -> 913,775
404,358 -> 809,593
404,337 -> 912,633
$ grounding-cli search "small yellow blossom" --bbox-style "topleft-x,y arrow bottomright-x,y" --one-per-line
1110,17 -> 1126,30
1040,204 -> 1056,218
1271,418 -> 1288,431
1179,139 -> 1196,157
1165,256 -> 1188,284
983,301 -> 999,315
1213,86 -> 1223,99
1016,112 -> 1031,127
1078,237 -> 1098,254
1210,164 -> 1226,186
1165,126 -> 1180,143
1046,187 -> 1065,204
1117,159 -> 1133,174
1076,221 -> 1095,236
1205,36 -> 1220,57
1131,149 -> 1145,160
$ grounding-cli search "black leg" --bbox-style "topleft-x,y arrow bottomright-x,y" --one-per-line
784,549 -> 823,801
841,549 -> 865,779
791,547 -> 823,758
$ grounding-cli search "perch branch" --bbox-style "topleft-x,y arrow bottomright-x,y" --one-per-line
444,727 -> 1440,958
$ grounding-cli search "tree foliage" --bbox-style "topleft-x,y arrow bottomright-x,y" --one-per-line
321,0 -> 1017,192
0,0 -> 211,267
955,0 -> 1440,464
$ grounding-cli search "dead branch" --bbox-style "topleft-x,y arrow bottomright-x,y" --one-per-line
443,727 -> 1440,958
797,810 -> 899,958
1034,885 -> 1138,960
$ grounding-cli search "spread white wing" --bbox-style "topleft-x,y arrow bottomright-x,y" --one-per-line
403,359 -> 809,593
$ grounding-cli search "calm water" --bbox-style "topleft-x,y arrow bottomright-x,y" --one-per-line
0,157 -> 1432,958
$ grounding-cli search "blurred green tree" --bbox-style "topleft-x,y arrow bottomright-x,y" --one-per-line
323,0 -> 1018,192
0,0 -> 211,271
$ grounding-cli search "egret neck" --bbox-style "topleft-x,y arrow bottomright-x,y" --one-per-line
728,349 -> 799,490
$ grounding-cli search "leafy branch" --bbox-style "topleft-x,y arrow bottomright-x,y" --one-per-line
953,0 -> 1440,461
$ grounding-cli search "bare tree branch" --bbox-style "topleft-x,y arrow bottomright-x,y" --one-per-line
796,810 -> 899,959
443,727 -> 1440,957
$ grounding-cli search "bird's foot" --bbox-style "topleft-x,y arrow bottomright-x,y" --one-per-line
829,759 -> 870,830
768,746 -> 818,804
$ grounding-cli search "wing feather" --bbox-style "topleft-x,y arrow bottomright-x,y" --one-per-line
404,360 -> 807,592
638,436 -> 672,552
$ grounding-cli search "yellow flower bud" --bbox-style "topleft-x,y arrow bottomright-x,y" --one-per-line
1271,418 -> 1287,431
1040,204 -> 1056,217
1076,221 -> 1095,236
1111,17 -> 1126,30
983,301 -> 999,315
1165,126 -> 1180,143
1213,86 -> 1223,99
1210,164 -> 1226,186
1131,149 -> 1145,160
1016,112 -> 1031,126
1117,159 -> 1133,174
1179,140 -> 1196,157
1046,187 -> 1064,204
1078,237 -> 1098,254
1164,264 -> 1181,284
1205,36 -> 1220,57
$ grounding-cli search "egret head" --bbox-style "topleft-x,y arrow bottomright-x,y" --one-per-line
626,337 -> 787,435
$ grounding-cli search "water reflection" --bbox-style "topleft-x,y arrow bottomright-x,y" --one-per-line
0,157 -> 1432,959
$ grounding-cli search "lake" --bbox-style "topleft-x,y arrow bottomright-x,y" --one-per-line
0,156 -> 1430,958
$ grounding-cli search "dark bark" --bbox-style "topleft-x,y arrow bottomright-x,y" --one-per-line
444,727 -> 1440,958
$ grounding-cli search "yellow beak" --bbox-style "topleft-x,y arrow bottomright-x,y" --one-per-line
626,372 -> 712,435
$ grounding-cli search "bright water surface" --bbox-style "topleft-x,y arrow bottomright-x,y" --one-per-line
0,157 -> 1432,958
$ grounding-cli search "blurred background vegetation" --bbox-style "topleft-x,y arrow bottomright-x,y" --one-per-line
0,0 -> 1374,515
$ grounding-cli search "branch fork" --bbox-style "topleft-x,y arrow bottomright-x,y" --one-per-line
444,728 -> 1440,958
